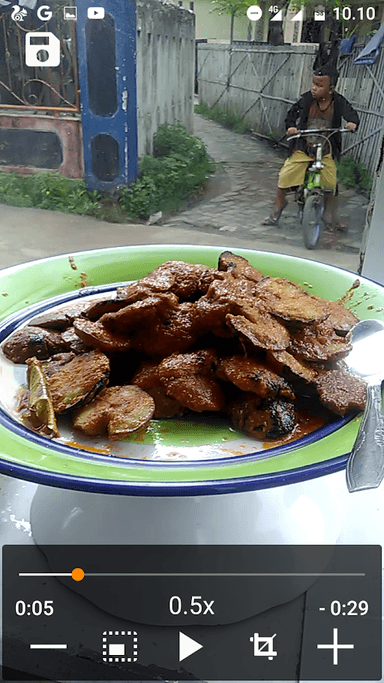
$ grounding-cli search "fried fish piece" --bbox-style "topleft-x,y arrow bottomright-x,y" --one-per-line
217,355 -> 295,400
3,326 -> 70,363
45,349 -> 110,414
73,385 -> 155,439
226,310 -> 290,350
132,302 -> 198,357
117,261 -> 214,302
254,277 -> 330,323
228,393 -> 296,439
85,297 -> 131,321
28,303 -> 89,330
218,251 -> 264,283
100,293 -> 179,334
158,350 -> 225,412
61,327 -> 91,355
267,349 -> 318,383
195,274 -> 260,336
132,360 -> 185,418
289,319 -> 351,362
313,298 -> 359,336
72,318 -> 132,354
314,365 -> 367,415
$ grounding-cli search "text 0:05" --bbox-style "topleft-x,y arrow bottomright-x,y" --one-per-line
15,600 -> 54,616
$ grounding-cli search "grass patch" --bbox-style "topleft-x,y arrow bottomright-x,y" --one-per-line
337,156 -> 372,194
0,122 -> 215,221
0,172 -> 101,215
195,100 -> 253,134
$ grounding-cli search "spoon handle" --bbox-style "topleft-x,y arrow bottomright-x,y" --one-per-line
346,382 -> 384,492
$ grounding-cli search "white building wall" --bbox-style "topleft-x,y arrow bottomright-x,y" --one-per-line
136,0 -> 195,155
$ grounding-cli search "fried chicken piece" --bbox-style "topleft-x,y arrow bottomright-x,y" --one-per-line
218,251 -> 264,283
132,360 -> 185,418
226,310 -> 290,350
228,393 -> 296,439
254,277 -> 330,323
217,355 -> 295,400
158,350 -> 225,412
73,385 -> 155,439
314,365 -> 367,416
3,326 -> 70,363
289,319 -> 351,362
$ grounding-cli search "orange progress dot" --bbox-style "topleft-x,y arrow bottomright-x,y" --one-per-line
72,568 -> 85,582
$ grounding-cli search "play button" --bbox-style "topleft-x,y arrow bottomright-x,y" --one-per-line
87,7 -> 105,19
179,632 -> 203,662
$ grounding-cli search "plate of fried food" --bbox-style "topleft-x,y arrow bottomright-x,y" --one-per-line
0,244 -> 383,495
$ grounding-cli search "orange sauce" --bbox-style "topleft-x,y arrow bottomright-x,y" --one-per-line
262,410 -> 328,449
65,440 -> 111,455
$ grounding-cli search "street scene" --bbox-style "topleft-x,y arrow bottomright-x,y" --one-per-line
0,0 -> 383,274
0,109 -> 367,272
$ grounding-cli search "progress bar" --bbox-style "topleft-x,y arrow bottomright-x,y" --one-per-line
19,572 -> 366,577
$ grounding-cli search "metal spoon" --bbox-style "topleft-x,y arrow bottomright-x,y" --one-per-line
345,319 -> 384,492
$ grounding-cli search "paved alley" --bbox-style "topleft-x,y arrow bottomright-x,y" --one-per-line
164,113 -> 368,257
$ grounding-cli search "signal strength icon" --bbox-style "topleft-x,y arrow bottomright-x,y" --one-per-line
291,8 -> 303,21
270,9 -> 283,20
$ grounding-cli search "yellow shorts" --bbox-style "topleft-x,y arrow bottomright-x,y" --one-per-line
278,150 -> 336,191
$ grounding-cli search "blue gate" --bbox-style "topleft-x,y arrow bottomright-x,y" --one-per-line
75,0 -> 138,192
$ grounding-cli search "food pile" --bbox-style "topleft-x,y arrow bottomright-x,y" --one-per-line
2,252 -> 367,443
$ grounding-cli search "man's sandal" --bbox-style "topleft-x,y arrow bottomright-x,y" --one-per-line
261,201 -> 288,226
322,218 -> 348,233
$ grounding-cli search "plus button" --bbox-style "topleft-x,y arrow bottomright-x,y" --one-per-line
317,628 -> 354,665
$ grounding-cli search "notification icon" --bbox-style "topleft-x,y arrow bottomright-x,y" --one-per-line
87,6 -> 105,18
247,5 -> 262,20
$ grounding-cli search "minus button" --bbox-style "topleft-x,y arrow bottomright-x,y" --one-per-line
30,644 -> 68,649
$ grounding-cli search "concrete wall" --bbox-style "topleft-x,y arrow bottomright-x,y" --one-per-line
136,0 -> 195,156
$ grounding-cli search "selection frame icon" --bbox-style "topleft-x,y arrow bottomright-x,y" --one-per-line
102,630 -> 138,663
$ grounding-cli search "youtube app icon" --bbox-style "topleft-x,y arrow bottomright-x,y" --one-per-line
87,6 -> 105,18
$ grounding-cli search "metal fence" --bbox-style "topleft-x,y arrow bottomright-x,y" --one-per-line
197,41 -> 384,177
0,0 -> 79,112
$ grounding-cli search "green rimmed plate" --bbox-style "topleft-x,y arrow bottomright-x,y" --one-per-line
0,244 -> 382,495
